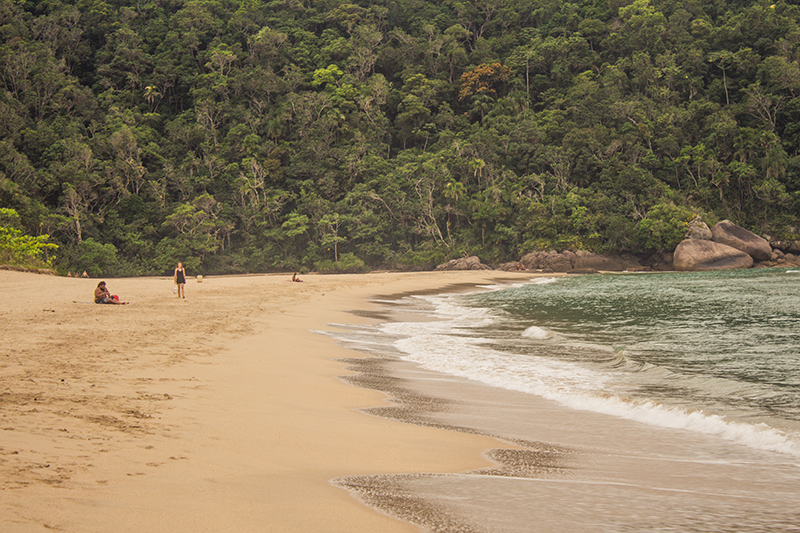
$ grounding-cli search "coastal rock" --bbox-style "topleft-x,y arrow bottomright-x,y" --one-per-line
497,261 -> 527,271
542,250 -> 575,271
520,251 -> 574,272
434,255 -> 493,271
771,239 -> 800,254
711,220 -> 772,262
573,251 -> 642,271
645,251 -> 674,271
521,250 -> 644,272
673,239 -> 754,271
752,250 -> 800,268
685,218 -> 713,240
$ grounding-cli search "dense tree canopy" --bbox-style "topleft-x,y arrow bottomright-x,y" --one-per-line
1,0 -> 798,275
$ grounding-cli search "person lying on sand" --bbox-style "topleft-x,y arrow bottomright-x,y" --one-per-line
94,281 -> 128,304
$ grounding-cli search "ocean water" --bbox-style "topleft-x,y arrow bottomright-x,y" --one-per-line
327,268 -> 800,532
380,269 -> 800,457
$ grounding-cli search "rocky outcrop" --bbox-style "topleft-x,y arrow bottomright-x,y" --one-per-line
753,249 -> 800,268
520,250 -> 643,272
496,261 -> 527,271
673,239 -> 754,271
711,220 -> 772,262
574,250 -> 642,271
770,239 -> 800,255
434,255 -> 493,271
521,250 -> 574,271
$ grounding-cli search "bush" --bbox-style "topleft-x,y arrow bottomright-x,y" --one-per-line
635,203 -> 696,253
389,245 -> 447,271
314,252 -> 368,273
74,238 -> 119,277
0,208 -> 58,268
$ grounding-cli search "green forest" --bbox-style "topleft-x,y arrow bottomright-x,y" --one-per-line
2,0 -> 800,276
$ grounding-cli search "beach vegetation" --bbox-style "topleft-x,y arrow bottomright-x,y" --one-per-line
0,208 -> 58,269
1,0 -> 799,274
635,203 -> 697,253
314,252 -> 368,274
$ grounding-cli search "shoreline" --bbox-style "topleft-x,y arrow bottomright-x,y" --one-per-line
0,269 -> 534,532
328,274 -> 800,532
4,269 -> 800,531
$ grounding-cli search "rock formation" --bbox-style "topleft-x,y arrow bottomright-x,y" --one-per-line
520,250 -> 643,272
434,255 -> 493,271
770,239 -> 800,255
710,220 -> 772,262
496,261 -> 527,271
521,250 -> 574,271
673,239 -> 754,271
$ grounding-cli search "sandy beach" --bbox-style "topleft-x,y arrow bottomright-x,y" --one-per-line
0,269 -> 526,532
6,268 -> 800,532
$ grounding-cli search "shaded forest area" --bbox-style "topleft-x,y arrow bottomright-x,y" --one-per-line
1,0 -> 799,276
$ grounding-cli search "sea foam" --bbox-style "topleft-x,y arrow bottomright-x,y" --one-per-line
521,325 -> 552,339
384,289 -> 800,459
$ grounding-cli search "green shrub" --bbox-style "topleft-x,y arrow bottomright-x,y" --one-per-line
314,252 -> 368,273
0,208 -> 58,268
635,203 -> 696,253
75,238 -> 119,277
390,246 -> 447,271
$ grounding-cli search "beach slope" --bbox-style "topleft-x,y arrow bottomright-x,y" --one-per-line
0,269 -> 518,532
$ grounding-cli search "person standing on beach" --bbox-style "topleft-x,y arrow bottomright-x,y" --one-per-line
174,262 -> 187,298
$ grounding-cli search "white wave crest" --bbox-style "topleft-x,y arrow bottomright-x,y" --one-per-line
380,277 -> 800,459
522,325 -> 552,339
385,317 -> 800,459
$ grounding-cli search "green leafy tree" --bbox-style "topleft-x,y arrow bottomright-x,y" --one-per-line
2,0 -> 800,274
0,208 -> 58,268
73,237 -> 118,277
635,202 -> 695,253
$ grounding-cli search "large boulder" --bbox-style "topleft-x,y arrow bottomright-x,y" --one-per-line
521,250 -> 644,272
573,251 -> 643,271
711,220 -> 772,262
520,251 -> 574,272
496,261 -> 527,271
673,239 -> 754,271
434,255 -> 493,271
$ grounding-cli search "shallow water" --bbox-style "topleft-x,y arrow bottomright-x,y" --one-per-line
325,269 -> 800,532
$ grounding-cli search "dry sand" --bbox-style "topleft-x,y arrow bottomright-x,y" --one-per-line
0,269 -> 530,532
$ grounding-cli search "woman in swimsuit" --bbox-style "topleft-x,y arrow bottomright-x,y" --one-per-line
174,262 -> 187,298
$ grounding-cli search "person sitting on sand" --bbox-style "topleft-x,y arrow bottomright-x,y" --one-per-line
81,270 -> 89,278
291,272 -> 303,282
94,281 -> 127,304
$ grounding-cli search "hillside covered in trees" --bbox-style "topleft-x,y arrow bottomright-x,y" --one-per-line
2,0 -> 800,275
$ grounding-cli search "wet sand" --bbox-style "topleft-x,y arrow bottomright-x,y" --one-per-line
0,269 -> 526,532
329,287 -> 800,532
